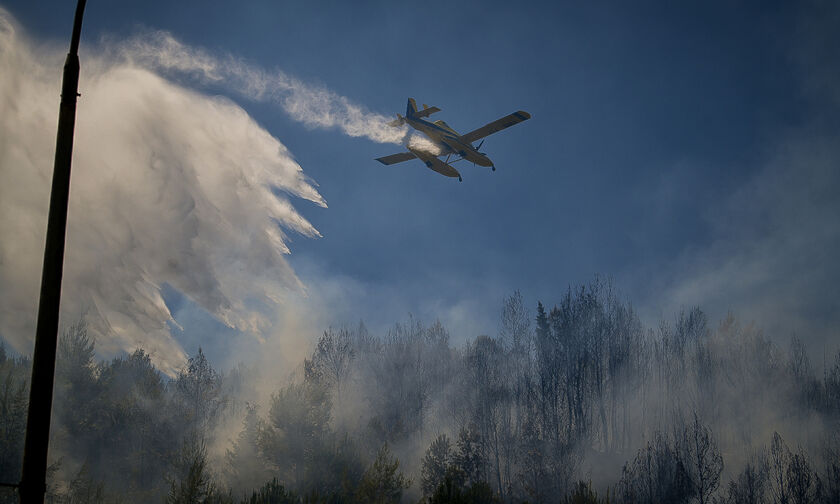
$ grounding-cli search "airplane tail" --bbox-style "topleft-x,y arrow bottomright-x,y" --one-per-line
388,98 -> 439,126
406,98 -> 419,118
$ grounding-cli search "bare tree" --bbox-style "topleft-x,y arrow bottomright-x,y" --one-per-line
769,432 -> 792,504
500,290 -> 531,358
678,412 -> 723,504
306,327 -> 354,403
786,448 -> 821,504
617,431 -> 693,504
722,455 -> 768,504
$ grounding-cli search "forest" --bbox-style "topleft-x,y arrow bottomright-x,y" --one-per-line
1,279 -> 839,503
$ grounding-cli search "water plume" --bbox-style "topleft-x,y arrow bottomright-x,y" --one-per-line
0,9 -> 325,375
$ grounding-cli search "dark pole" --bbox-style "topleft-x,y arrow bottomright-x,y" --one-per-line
18,1 -> 87,503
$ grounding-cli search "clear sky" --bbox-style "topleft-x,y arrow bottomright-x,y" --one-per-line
1,1 -> 838,370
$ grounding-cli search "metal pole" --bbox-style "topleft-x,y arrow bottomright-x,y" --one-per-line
19,1 -> 87,502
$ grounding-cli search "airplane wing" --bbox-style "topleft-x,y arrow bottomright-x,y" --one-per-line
376,152 -> 417,165
459,111 -> 531,144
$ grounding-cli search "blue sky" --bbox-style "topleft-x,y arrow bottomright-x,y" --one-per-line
2,1 -> 838,369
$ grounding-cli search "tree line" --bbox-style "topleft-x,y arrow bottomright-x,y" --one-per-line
1,279 -> 839,503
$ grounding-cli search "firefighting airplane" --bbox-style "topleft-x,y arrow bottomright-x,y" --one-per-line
376,98 -> 531,181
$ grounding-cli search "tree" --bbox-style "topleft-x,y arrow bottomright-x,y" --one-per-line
0,346 -> 28,485
562,480 -> 608,504
259,381 -> 329,486
766,432 -> 821,504
225,403 -> 270,495
57,320 -> 96,379
305,327 -> 354,402
426,476 -> 498,504
824,352 -> 840,414
464,335 -> 509,499
55,321 -> 100,445
174,348 -> 223,432
722,457 -> 768,504
822,430 -> 840,504
166,436 -> 216,504
769,432 -> 791,504
355,444 -> 410,504
422,434 -> 454,497
500,290 -> 530,357
535,302 -> 550,345
365,317 -> 431,443
92,348 -> 171,497
453,426 -> 487,489
617,431 -> 693,504
786,451 -> 820,504
240,478 -> 298,504
678,413 -> 723,504
65,463 -> 108,504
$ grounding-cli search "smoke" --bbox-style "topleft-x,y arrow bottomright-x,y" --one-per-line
654,134 -> 840,349
632,2 -> 840,359
0,9 -> 339,375
109,30 -> 408,145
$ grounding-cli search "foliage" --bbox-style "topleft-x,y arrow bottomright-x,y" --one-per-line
354,444 -> 410,504
0,344 -> 28,485
422,434 -> 454,496
617,431 -> 693,504
166,436 -> 216,504
225,403 -> 271,495
1,280 -> 840,503
721,458 -> 768,504
561,481 -> 610,504
258,381 -> 357,494
424,476 -> 498,504
305,328 -> 354,402
240,478 -> 299,504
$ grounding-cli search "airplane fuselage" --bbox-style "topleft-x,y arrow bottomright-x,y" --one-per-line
405,116 -> 494,167
375,98 -> 530,180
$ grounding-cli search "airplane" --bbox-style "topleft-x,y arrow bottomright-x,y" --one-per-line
376,98 -> 531,181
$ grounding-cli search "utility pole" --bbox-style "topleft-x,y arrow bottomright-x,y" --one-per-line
18,1 -> 87,502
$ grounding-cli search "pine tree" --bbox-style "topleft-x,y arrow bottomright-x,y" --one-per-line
422,434 -> 453,497
355,444 -> 410,504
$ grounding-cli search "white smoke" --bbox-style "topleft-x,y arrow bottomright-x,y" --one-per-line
0,9 -> 334,375
632,3 -> 840,358
110,30 -> 408,145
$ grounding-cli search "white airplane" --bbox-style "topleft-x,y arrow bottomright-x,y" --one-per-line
376,98 -> 531,181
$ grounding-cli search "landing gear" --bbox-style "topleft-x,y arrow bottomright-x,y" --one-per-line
458,176 -> 462,182
491,165 -> 496,171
